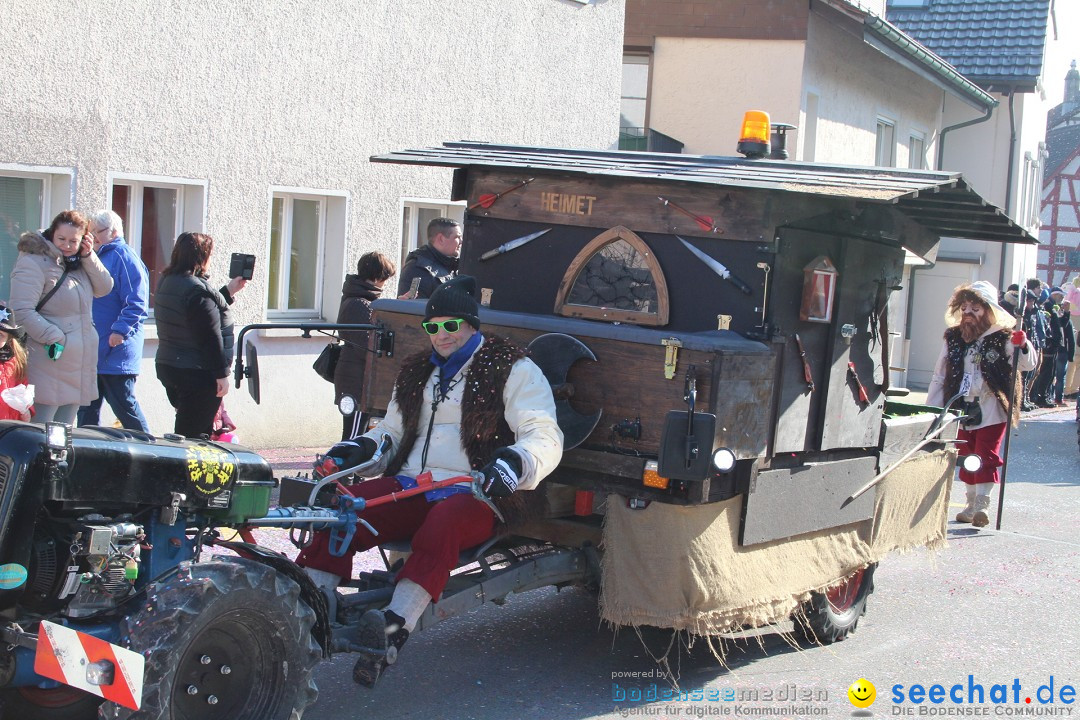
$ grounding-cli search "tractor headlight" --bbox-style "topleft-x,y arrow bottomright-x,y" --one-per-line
338,395 -> 357,416
712,447 -> 736,473
45,421 -> 70,450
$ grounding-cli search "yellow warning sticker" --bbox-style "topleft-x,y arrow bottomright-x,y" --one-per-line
185,445 -> 235,497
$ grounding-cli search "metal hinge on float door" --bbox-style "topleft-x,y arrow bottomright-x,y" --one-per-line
661,337 -> 682,380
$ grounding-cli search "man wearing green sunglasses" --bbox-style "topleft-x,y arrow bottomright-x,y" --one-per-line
297,275 -> 563,687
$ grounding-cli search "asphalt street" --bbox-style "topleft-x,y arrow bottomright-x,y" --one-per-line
302,407 -> 1079,720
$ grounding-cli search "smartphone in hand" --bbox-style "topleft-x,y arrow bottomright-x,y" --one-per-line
404,276 -> 422,300
229,253 -> 256,280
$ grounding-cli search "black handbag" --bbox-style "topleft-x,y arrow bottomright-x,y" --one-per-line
312,342 -> 342,383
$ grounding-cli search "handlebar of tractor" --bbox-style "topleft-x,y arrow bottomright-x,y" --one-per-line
241,473 -> 504,557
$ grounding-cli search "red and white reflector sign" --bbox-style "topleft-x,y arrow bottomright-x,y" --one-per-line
33,620 -> 144,710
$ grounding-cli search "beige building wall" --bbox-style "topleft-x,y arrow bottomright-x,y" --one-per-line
904,90 -> 1050,388
801,14 -> 942,167
0,0 -> 623,447
647,38 -> 806,155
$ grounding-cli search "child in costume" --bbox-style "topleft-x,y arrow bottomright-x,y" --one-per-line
0,301 -> 34,421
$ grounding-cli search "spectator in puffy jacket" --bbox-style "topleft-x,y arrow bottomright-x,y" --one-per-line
9,210 -> 113,424
1048,287 -> 1073,405
1030,294 -> 1068,407
77,210 -> 151,432
396,218 -> 461,299
1020,290 -> 1048,410
334,251 -> 395,440
154,232 -> 247,438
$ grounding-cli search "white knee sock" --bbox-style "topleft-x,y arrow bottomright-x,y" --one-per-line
386,579 -> 431,632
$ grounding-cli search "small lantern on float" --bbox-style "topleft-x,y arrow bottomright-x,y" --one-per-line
800,256 -> 838,323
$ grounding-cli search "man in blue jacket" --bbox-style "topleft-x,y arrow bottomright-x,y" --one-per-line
77,210 -> 150,432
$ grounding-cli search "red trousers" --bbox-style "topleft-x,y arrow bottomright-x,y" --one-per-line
957,422 -> 1007,485
295,476 -> 495,600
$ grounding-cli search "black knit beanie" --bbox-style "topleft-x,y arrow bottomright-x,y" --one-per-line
424,275 -> 480,329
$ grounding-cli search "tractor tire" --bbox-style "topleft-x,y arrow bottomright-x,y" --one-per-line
99,557 -> 320,720
795,564 -> 876,645
1,686 -> 102,720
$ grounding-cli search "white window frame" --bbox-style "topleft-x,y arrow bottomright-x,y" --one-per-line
108,173 -> 208,240
107,173 -> 207,318
908,130 -> 927,170
0,163 -> 75,225
875,117 -> 896,168
620,53 -> 651,134
1054,249 -> 1066,265
0,165 -> 73,304
266,191 -> 327,319
265,186 -> 349,321
399,198 -> 466,272
0,171 -> 49,234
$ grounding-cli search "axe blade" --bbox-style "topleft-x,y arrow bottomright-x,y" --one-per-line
527,333 -> 602,450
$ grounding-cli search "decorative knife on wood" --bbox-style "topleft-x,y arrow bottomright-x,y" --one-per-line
675,236 -> 753,295
847,362 -> 870,406
792,333 -> 814,393
480,228 -> 552,261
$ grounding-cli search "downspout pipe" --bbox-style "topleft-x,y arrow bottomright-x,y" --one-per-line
998,89 -> 1018,290
904,95 -> 995,387
936,95 -> 994,171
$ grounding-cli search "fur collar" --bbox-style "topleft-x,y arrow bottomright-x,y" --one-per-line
18,231 -> 62,261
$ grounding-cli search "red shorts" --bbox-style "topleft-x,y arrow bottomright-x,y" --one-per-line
957,422 -> 1007,485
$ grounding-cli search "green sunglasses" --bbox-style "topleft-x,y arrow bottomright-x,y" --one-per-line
421,318 -> 466,335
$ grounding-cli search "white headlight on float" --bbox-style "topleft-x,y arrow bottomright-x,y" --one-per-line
338,395 -> 357,416
712,447 -> 736,473
961,454 -> 982,473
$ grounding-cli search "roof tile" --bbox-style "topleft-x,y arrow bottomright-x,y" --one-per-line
887,0 -> 1051,84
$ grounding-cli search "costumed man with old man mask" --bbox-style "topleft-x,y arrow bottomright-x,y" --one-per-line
927,281 -> 1036,528
297,275 -> 563,686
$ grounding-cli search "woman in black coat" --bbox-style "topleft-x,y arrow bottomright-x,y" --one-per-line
154,232 -> 247,437
334,252 -> 395,439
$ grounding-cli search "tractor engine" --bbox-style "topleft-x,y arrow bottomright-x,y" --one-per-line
24,516 -> 145,617
0,421 -> 275,616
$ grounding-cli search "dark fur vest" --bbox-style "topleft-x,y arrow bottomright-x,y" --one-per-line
942,327 -> 1021,425
384,335 -> 546,526
385,334 -> 526,476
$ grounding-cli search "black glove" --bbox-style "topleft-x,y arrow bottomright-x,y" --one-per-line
314,437 -> 377,478
478,448 -> 523,499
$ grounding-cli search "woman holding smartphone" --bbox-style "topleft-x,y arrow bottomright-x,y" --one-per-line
154,232 -> 247,437
9,210 -> 114,424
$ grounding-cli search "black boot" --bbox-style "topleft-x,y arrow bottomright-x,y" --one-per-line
353,609 -> 409,687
